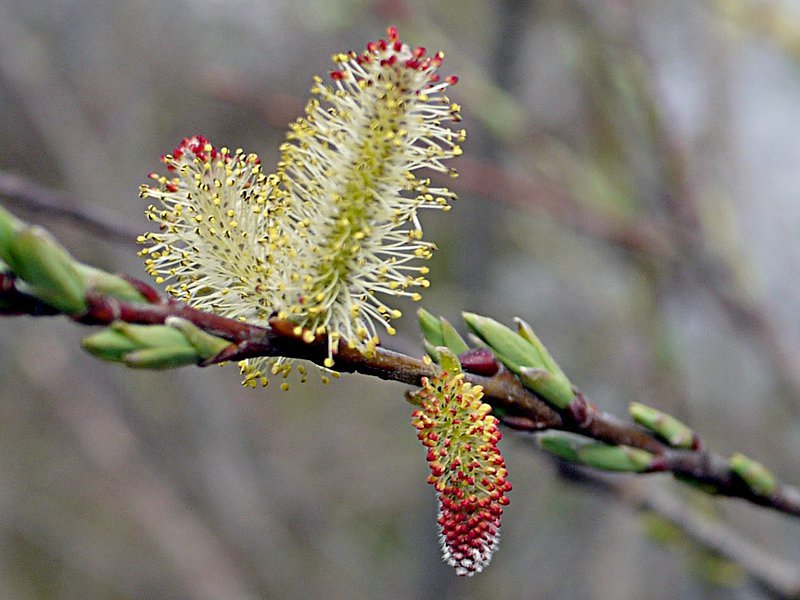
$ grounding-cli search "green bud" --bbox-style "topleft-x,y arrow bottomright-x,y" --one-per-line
463,312 -> 541,374
0,206 -> 143,311
75,264 -> 147,303
537,431 -> 591,462
462,314 -> 574,408
576,443 -> 654,472
166,316 -> 232,360
515,317 -> 566,380
81,321 -> 200,369
418,308 -> 469,362
123,346 -> 200,369
81,328 -> 141,361
539,432 -> 654,472
423,339 -> 440,363
436,346 -> 463,375
110,322 -> 190,349
440,318 -> 469,356
0,205 -> 22,260
418,308 -> 444,347
519,367 -> 574,409
7,226 -> 87,314
729,453 -> 776,496
629,402 -> 695,449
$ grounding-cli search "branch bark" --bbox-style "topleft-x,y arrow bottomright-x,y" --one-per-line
3,270 -> 799,520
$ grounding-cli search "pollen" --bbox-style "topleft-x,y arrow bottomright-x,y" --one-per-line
276,27 -> 463,360
140,27 -> 464,377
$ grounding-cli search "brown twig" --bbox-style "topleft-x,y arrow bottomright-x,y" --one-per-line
3,270 -> 800,519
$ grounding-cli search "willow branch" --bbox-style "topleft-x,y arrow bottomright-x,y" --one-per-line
3,270 -> 799,519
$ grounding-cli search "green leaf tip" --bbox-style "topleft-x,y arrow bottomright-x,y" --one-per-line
0,206 -> 145,311
82,322 -> 191,365
417,308 -> 444,347
538,431 -> 654,472
537,431 -> 589,462
729,453 -> 776,497
514,317 -> 564,378
81,328 -> 141,361
436,346 -> 463,375
576,443 -> 654,472
82,319 -> 231,370
0,207 -> 99,313
417,308 -> 468,363
629,402 -> 695,449
75,264 -> 146,303
166,316 -> 232,359
122,346 -> 200,369
0,205 -> 23,258
463,312 -> 574,408
4,226 -> 87,314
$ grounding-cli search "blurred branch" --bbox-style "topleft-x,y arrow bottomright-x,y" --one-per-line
195,66 -> 304,128
0,172 -> 140,243
621,5 -> 800,415
713,0 -> 800,60
448,155 -> 677,258
0,5 -> 125,203
42,367 -> 263,600
555,461 -> 800,598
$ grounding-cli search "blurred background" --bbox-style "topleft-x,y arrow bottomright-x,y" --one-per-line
2,0 -> 800,598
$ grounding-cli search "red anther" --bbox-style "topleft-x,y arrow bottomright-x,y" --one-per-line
387,25 -> 399,41
413,46 -> 426,58
165,182 -> 178,193
170,134 -> 219,164
445,75 -> 459,85
330,70 -> 345,81
429,73 -> 440,83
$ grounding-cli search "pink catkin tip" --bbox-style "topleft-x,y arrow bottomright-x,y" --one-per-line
170,135 -> 220,164
413,370 -> 509,576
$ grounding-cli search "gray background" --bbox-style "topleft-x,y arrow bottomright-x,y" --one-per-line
1,1 -> 800,598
